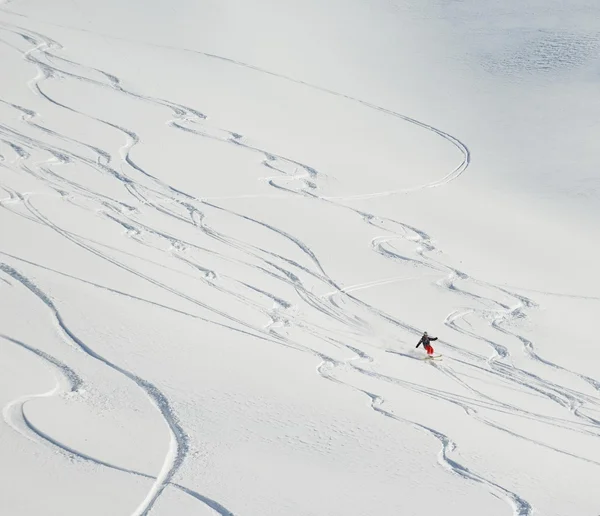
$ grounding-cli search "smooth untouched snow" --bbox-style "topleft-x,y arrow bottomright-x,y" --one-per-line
0,1 -> 599,515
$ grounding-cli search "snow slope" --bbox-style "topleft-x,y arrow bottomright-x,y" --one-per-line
1,1 -> 599,515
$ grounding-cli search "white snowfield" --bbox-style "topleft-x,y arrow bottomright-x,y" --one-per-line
1,0 -> 599,515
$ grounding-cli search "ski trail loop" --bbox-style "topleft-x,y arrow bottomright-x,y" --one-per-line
0,333 -> 235,516
0,264 -> 191,515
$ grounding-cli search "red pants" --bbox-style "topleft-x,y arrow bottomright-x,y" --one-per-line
425,344 -> 434,355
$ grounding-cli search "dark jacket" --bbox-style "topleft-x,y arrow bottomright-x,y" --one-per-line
416,335 -> 437,348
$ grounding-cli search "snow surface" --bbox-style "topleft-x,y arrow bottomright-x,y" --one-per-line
1,0 -> 599,515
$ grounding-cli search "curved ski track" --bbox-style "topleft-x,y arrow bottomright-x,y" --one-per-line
0,333 -> 235,516
0,12 -> 598,516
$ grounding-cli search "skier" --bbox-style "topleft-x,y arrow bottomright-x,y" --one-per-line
416,331 -> 437,356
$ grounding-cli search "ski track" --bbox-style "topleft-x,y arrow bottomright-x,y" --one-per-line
0,12 -> 598,516
0,334 -> 235,516
0,263 -> 194,516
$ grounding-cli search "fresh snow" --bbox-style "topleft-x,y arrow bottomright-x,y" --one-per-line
1,1 -> 599,515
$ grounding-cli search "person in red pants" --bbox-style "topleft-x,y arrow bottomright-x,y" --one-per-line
416,331 -> 438,356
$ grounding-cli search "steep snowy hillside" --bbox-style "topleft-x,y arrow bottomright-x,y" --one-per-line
1,1 -> 599,515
